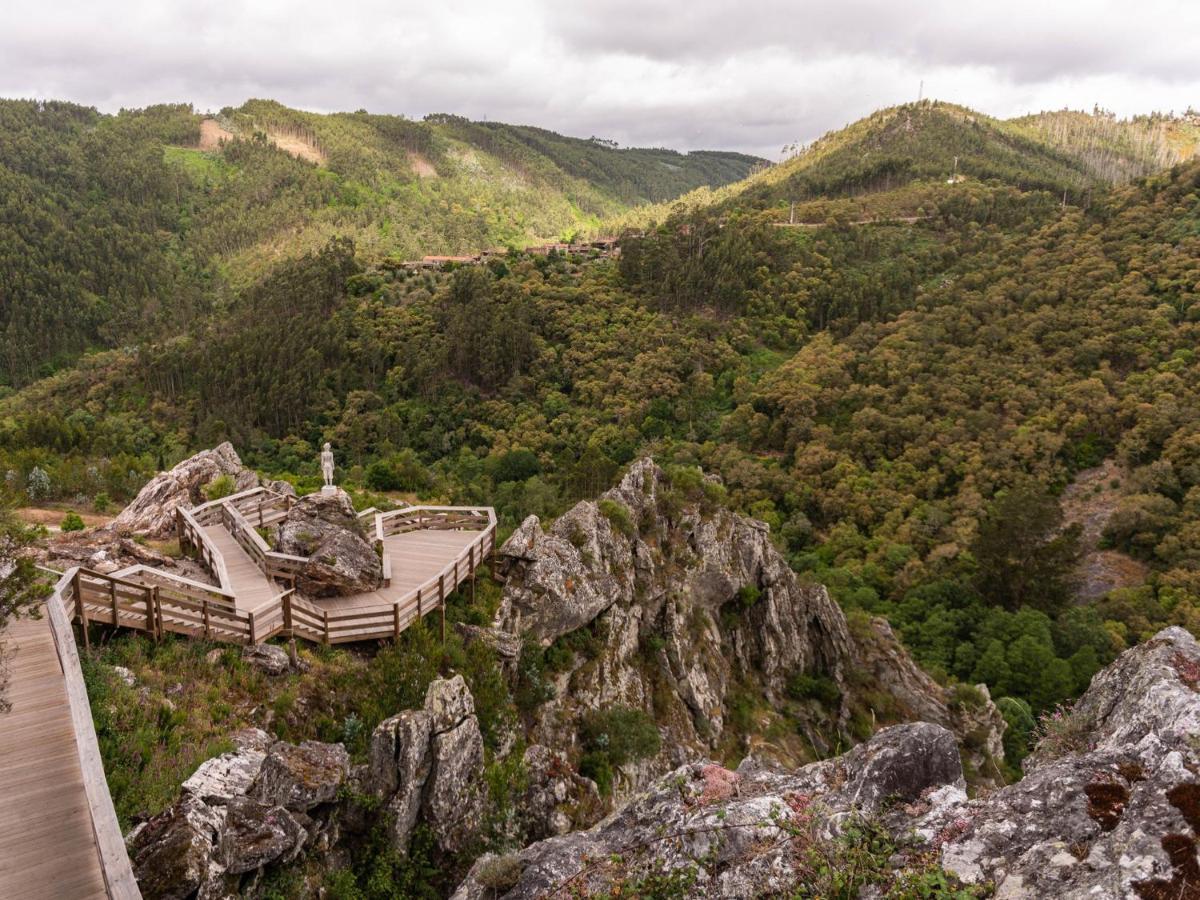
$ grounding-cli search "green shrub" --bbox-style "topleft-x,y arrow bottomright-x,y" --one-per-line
787,672 -> 842,706
201,474 -> 235,501
598,498 -> 635,538
578,706 -> 661,794
736,585 -> 761,608
92,492 -> 112,513
60,512 -> 85,532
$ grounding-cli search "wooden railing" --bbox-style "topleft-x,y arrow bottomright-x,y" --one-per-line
71,509 -> 496,647
219,502 -> 309,583
190,485 -> 295,528
44,570 -> 142,899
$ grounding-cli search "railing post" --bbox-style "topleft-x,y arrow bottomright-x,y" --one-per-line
323,610 -> 330,646
145,588 -> 155,639
282,592 -> 293,636
393,603 -> 400,640
74,571 -> 90,653
110,578 -> 119,628
417,587 -> 422,618
153,586 -> 163,639
203,598 -> 211,639
438,572 -> 445,606
248,611 -> 256,645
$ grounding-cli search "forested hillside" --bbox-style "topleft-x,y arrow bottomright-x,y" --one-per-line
0,98 -> 760,385
4,96 -> 1200,766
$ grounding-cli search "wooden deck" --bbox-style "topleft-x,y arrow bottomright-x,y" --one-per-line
0,613 -> 121,899
0,493 -> 494,899
320,529 -> 482,612
202,523 -> 281,611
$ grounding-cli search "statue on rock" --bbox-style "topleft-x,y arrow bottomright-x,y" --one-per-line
321,442 -> 336,493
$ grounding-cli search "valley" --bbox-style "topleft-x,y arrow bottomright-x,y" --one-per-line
2,91 -> 1200,898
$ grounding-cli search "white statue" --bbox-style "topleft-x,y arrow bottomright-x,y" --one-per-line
320,442 -> 335,489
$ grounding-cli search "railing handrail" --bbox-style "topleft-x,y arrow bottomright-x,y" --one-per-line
110,564 -> 237,602
46,569 -> 142,899
178,505 -> 232,591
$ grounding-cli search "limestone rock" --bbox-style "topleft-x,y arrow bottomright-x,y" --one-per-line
113,443 -> 259,538
455,622 -> 523,661
424,715 -> 486,853
271,489 -> 383,596
521,744 -> 602,840
241,643 -> 291,676
368,710 -> 434,851
452,723 -> 963,899
493,458 -> 995,794
425,673 -> 475,733
183,746 -> 267,806
218,796 -> 305,875
127,795 -> 226,900
253,741 -> 349,812
362,675 -> 489,856
916,626 -> 1200,899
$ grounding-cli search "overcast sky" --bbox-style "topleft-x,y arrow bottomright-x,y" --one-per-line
2,0 -> 1197,159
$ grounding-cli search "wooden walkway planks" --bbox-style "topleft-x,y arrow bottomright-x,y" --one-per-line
202,523 -> 283,611
0,612 -> 110,900
320,529 -> 481,612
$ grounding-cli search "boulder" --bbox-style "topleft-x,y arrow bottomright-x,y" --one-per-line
272,489 -> 383,596
361,675 -> 488,855
113,443 -> 259,538
452,723 -> 963,899
916,626 -> 1200,899
218,796 -> 306,875
425,673 -> 475,733
127,796 -> 226,900
183,746 -> 267,806
241,643 -> 291,676
424,715 -> 486,853
253,741 -> 349,812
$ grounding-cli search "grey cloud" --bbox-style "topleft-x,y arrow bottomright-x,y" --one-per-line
1,0 -> 1198,159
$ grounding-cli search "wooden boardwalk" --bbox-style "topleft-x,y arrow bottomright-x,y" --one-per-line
202,523 -> 280,611
0,492 -> 495,899
0,613 -> 109,899
322,529 -> 481,611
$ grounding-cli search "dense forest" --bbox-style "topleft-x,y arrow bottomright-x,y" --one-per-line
0,98 -> 760,386
4,98 -> 1200,767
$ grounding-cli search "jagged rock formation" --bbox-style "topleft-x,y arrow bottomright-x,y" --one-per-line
456,626 -> 1200,899
495,459 -> 1004,791
363,674 -> 486,854
917,625 -> 1200,898
31,529 -> 210,581
271,489 -> 382,597
454,722 -> 965,899
112,442 -> 292,538
126,729 -> 347,899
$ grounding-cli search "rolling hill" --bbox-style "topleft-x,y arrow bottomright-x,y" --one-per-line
0,98 -> 761,385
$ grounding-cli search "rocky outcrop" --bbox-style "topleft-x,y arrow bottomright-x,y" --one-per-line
271,489 -> 382,597
915,626 -> 1200,898
453,722 -> 965,899
241,643 -> 292,676
494,458 -> 1002,792
126,730 -> 346,899
456,627 -> 1200,899
32,529 -> 210,582
112,443 -> 270,538
363,674 -> 486,854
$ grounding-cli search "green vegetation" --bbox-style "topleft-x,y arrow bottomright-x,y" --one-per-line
0,98 -> 759,385
5,97 -> 1200,744
578,706 -> 662,795
59,511 -> 85,532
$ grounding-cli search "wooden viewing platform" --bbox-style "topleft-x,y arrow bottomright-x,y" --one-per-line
0,490 -> 497,897
0,573 -> 140,899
